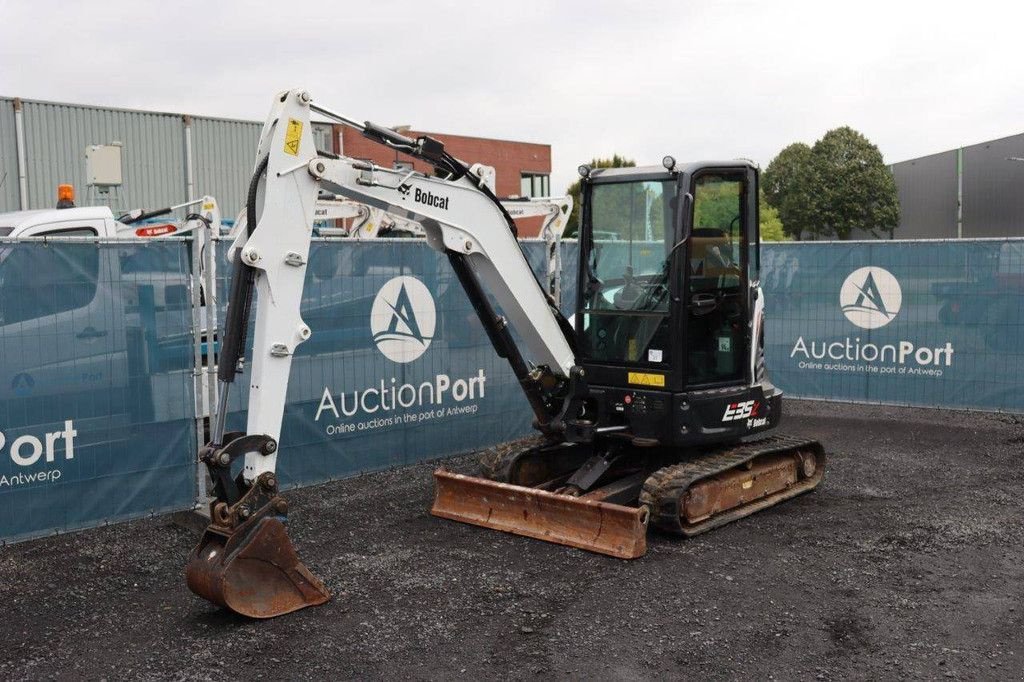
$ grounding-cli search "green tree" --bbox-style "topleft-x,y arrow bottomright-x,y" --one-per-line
759,191 -> 787,241
563,154 -> 636,236
692,180 -> 788,241
693,178 -> 742,230
762,142 -> 815,239
763,128 -> 900,240
807,126 -> 900,239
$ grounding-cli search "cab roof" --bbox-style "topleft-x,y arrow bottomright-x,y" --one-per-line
587,159 -> 759,182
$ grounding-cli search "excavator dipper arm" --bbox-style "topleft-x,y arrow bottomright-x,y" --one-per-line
186,90 -> 330,619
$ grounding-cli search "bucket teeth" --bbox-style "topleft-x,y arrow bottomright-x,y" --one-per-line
431,469 -> 649,559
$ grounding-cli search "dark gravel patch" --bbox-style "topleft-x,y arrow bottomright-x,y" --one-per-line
2,400 -> 1022,680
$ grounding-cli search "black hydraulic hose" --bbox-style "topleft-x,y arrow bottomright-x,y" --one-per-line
447,251 -> 552,425
217,155 -> 267,384
118,206 -> 173,224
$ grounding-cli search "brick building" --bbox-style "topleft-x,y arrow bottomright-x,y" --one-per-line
334,125 -> 552,237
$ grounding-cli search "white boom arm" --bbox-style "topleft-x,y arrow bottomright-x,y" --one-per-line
344,194 -> 572,303
501,196 -> 572,303
227,90 -> 577,482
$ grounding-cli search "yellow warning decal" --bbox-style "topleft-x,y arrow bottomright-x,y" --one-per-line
627,372 -> 665,387
284,119 -> 303,156
202,202 -> 214,211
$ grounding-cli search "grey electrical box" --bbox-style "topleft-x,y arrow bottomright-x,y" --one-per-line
85,142 -> 123,186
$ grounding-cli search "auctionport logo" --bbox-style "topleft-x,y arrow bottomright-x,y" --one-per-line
790,265 -> 955,377
316,275 -> 488,433
371,276 -> 436,363
840,267 -> 901,330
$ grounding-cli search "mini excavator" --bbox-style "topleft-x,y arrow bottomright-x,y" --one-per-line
185,89 -> 825,618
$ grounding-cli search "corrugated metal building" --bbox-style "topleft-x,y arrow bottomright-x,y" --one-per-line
0,96 -> 336,220
891,132 -> 1024,239
0,97 -> 550,230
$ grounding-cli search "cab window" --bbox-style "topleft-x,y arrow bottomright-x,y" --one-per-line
690,175 -> 743,291
580,179 -> 677,365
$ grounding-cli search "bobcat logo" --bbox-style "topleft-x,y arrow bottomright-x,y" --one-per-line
840,267 -> 902,330
370,276 -> 436,363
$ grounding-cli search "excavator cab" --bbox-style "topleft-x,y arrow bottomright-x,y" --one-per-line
576,161 -> 764,439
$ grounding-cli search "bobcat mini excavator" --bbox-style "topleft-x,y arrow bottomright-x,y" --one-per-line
186,89 -> 825,618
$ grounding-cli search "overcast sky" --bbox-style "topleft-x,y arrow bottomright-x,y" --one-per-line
2,0 -> 1021,191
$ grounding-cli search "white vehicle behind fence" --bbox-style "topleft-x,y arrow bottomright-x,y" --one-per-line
0,186 -> 223,445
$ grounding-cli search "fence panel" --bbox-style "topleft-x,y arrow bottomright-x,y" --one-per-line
214,239 -> 546,489
762,239 -> 1024,411
0,239 -> 197,542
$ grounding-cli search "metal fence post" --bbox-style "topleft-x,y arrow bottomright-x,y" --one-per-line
13,98 -> 29,210
183,115 -> 195,202
956,147 -> 964,239
202,228 -> 219,454
189,224 -> 208,511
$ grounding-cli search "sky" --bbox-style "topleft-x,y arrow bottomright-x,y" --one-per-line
1,0 -> 1022,192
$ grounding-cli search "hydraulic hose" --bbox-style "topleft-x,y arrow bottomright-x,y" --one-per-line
217,154 -> 266,384
211,155 -> 267,445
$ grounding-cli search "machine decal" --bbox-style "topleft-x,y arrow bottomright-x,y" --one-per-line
371,276 -> 436,363
627,372 -> 665,387
414,188 -> 450,210
283,118 -> 303,156
722,400 -> 759,422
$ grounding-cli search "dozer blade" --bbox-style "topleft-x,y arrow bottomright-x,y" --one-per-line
431,469 -> 649,559
186,516 -> 330,619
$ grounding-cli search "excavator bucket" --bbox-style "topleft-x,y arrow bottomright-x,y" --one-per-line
186,516 -> 330,619
431,469 -> 649,559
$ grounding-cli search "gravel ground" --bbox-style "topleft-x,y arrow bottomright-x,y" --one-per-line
1,400 -> 1022,680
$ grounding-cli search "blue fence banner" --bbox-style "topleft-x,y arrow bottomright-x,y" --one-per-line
0,240 -> 197,543
215,239 -> 549,490
761,239 -> 1024,411
3,235 -> 1023,543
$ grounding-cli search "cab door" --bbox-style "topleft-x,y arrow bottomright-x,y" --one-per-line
684,169 -> 753,387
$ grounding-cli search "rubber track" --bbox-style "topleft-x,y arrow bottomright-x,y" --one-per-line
639,434 -> 823,535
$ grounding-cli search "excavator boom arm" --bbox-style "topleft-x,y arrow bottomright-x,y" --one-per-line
230,90 -> 577,482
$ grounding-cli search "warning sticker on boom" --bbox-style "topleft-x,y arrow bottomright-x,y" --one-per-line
284,119 -> 303,156
627,372 -> 665,387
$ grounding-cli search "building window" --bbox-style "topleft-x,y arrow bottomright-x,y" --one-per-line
520,173 -> 550,198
